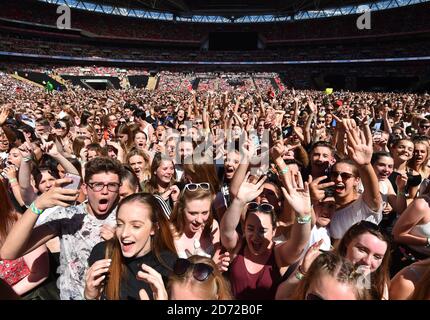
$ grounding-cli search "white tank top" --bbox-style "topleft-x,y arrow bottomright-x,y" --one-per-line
409,220 -> 430,256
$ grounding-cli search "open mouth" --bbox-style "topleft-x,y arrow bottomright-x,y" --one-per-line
98,198 -> 109,212
121,240 -> 135,253
250,241 -> 263,252
335,183 -> 345,193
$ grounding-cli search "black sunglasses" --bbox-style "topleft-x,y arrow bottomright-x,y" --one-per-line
306,293 -> 324,300
247,202 -> 274,212
173,258 -> 214,281
329,171 -> 355,181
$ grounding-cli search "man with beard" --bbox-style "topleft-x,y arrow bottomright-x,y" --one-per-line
1,157 -> 122,300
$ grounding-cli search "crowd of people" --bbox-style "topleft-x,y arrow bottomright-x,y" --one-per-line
0,69 -> 429,300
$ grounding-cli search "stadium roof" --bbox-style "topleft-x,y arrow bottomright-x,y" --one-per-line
76,0 -> 414,16
41,0 -> 428,22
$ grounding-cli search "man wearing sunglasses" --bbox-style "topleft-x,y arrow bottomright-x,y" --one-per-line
1,157 -> 122,300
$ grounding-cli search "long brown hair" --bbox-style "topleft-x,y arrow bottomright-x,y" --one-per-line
170,187 -> 214,238
103,193 -> 177,300
167,255 -> 233,300
0,182 -> 18,244
146,152 -> 176,194
182,156 -> 220,194
336,221 -> 391,300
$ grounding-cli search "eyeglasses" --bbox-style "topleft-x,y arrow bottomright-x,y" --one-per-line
87,182 -> 121,192
195,121 -> 203,125
305,293 -> 324,300
247,202 -> 274,212
184,183 -> 210,192
173,258 -> 214,282
420,125 -> 430,129
329,171 -> 355,181
178,127 -> 187,132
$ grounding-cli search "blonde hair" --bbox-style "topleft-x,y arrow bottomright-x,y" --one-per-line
168,255 -> 233,300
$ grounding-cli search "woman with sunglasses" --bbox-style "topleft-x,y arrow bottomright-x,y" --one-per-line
277,221 -> 390,300
221,170 -> 312,300
84,193 -> 177,300
169,182 -> 229,271
323,119 -> 382,241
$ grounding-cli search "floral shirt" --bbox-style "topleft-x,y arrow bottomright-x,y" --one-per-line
42,202 -> 116,300
0,257 -> 30,286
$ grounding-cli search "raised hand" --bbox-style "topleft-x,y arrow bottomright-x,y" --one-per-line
84,259 -> 111,300
41,140 -> 60,157
395,173 -> 408,192
344,119 -> 373,166
137,263 -> 168,300
270,140 -> 285,162
236,171 -> 266,203
0,107 -> 9,126
169,185 -> 180,203
281,171 -> 311,217
3,165 -> 18,180
33,178 -> 80,210
300,239 -> 324,274
307,97 -> 318,114
213,251 -> 230,273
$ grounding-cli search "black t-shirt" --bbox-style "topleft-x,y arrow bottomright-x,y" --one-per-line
88,241 -> 177,300
389,171 -> 422,194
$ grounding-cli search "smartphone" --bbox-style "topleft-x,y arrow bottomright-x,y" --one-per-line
63,173 -> 81,190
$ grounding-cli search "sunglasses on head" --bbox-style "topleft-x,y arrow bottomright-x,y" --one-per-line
173,258 -> 214,281
329,171 -> 355,181
247,202 -> 274,212
184,183 -> 210,192
305,293 -> 324,300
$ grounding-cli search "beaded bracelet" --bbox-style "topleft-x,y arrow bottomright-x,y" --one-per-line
30,202 -> 44,215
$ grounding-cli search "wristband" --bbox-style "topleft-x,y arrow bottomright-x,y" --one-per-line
30,202 -> 44,215
397,191 -> 406,197
278,166 -> 289,175
8,178 -> 17,183
23,156 -> 33,162
295,270 -> 305,281
296,215 -> 312,224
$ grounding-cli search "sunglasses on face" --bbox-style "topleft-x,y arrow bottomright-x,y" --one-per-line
184,183 -> 210,192
329,171 -> 355,181
173,258 -> 214,281
247,202 -> 274,212
179,127 -> 187,132
420,125 -> 430,129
